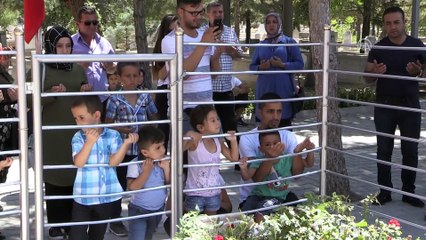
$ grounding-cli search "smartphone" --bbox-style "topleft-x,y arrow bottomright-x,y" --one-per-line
213,18 -> 223,32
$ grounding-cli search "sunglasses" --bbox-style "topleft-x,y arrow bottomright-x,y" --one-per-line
82,20 -> 99,26
181,8 -> 205,17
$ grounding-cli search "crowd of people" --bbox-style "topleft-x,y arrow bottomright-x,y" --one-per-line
0,1 -> 425,240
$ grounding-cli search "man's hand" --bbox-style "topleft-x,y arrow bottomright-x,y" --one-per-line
371,60 -> 387,74
80,83 -> 93,92
406,60 -> 422,76
201,26 -> 221,43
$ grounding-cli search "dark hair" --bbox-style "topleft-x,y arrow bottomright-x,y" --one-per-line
259,130 -> 281,144
206,1 -> 222,12
137,126 -> 166,151
177,0 -> 202,8
383,6 -> 405,21
152,14 -> 178,73
139,67 -> 146,78
259,92 -> 281,110
116,62 -> 140,76
77,5 -> 97,21
190,105 -> 216,132
71,96 -> 103,115
107,72 -> 117,79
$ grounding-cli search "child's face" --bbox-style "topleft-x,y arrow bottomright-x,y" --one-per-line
108,74 -> 119,90
71,105 -> 101,126
198,110 -> 221,134
259,134 -> 281,157
119,65 -> 140,90
141,141 -> 166,160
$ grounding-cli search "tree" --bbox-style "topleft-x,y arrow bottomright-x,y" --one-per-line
133,0 -> 152,89
308,0 -> 350,196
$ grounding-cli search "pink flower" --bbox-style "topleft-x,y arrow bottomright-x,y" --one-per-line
214,235 -> 224,240
388,219 -> 400,228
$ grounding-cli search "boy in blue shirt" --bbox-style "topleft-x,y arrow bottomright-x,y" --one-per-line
127,126 -> 170,240
69,96 -> 138,240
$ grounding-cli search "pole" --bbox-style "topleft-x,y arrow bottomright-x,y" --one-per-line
15,25 -> 30,240
320,26 -> 330,196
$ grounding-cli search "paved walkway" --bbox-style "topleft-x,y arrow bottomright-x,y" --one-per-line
1,105 -> 426,239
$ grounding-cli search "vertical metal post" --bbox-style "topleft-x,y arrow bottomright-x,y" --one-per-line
14,26 -> 30,240
170,27 -> 184,237
320,26 -> 330,196
31,56 -> 44,239
410,0 -> 420,38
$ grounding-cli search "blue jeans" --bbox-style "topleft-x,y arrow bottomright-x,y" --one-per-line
128,202 -> 163,240
184,194 -> 221,212
374,97 -> 420,194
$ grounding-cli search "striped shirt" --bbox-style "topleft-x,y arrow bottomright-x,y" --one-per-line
200,24 -> 242,92
71,128 -> 123,205
105,93 -> 157,155
162,29 -> 213,109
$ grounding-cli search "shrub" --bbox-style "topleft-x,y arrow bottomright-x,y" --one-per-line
176,193 -> 417,240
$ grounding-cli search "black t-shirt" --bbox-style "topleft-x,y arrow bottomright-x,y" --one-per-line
367,36 -> 425,98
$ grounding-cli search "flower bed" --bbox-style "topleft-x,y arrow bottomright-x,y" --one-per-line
176,193 -> 417,240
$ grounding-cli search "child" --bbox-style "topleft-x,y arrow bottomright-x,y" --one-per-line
126,126 -> 170,240
240,130 -> 314,221
107,71 -> 121,91
183,105 -> 239,215
105,61 -> 158,233
69,96 -> 138,240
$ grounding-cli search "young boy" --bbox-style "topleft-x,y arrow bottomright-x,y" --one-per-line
107,71 -> 121,91
104,62 -> 158,234
126,126 -> 170,240
240,130 -> 314,221
69,96 -> 138,240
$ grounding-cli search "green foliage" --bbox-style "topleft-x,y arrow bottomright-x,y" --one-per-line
176,193 -> 411,240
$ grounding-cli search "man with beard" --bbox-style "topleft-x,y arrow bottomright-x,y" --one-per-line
161,0 -> 221,132
365,6 -> 425,208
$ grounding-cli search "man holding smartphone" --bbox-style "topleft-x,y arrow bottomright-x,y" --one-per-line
201,1 -> 243,139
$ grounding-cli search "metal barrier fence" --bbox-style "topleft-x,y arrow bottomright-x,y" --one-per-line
1,25 -> 425,239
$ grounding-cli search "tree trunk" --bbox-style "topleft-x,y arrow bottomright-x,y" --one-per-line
245,10 -> 251,44
362,0 -> 372,38
220,0 -> 231,27
282,0 -> 293,37
308,0 -> 350,196
233,0 -> 240,39
133,0 -> 152,89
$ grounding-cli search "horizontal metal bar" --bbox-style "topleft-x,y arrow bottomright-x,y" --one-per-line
186,69 -> 321,76
330,69 -> 426,83
42,119 -> 170,131
32,53 -> 176,63
41,89 -> 170,97
186,42 -> 322,47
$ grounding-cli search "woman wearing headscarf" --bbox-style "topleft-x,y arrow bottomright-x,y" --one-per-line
27,26 -> 92,239
250,12 -> 304,127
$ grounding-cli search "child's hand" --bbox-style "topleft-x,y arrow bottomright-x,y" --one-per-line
0,157 -> 13,170
239,157 -> 248,170
124,133 -> 139,145
85,128 -> 100,143
186,130 -> 202,143
50,83 -> 66,92
226,131 -> 237,142
142,158 -> 154,172
158,159 -> 170,170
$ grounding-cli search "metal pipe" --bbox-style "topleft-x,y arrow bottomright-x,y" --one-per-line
14,25 -> 30,240
320,26 -> 331,196
170,27 -> 184,238
31,55 -> 44,240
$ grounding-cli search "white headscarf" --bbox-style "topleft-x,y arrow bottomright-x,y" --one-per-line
265,12 -> 282,44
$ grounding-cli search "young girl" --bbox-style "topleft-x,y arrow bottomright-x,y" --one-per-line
183,105 -> 239,215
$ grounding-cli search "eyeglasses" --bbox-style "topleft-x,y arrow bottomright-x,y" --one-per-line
181,8 -> 205,17
82,20 -> 99,26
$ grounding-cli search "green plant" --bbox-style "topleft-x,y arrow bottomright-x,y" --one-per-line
176,193 -> 416,240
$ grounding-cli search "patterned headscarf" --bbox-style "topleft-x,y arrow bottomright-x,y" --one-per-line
264,12 -> 283,44
44,26 -> 73,71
